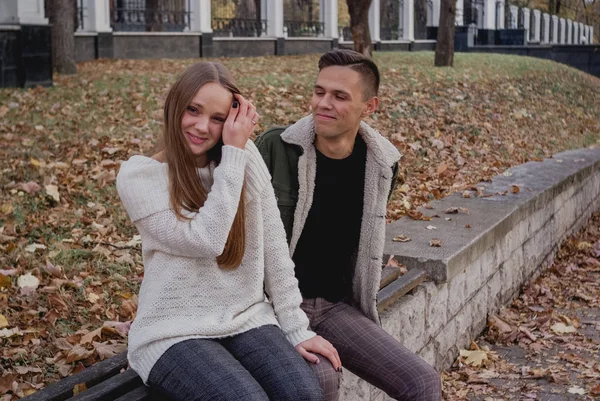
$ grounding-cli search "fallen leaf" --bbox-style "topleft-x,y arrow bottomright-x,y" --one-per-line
73,383 -> 87,395
66,345 -> 94,363
430,239 -> 442,247
24,243 -> 46,253
45,185 -> 60,202
0,314 -> 8,328
17,273 -> 40,295
87,293 -> 101,304
17,181 -> 42,194
459,349 -> 488,367
567,386 -> 586,395
44,260 -> 62,277
551,322 -> 576,334
14,366 -> 42,375
426,225 -> 437,230
0,274 -> 11,289
80,327 -> 102,344
511,185 -> 520,194
93,341 -> 127,360
392,235 -> 411,242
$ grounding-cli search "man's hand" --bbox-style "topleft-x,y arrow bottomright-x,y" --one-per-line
296,335 -> 342,370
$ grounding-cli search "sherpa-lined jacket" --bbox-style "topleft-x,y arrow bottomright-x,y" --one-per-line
255,115 -> 401,323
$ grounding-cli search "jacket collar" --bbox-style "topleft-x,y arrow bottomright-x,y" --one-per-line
280,115 -> 401,167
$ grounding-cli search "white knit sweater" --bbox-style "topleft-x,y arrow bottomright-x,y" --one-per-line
116,142 -> 315,383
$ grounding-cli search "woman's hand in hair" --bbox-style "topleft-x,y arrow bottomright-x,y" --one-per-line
222,94 -> 260,150
296,335 -> 342,371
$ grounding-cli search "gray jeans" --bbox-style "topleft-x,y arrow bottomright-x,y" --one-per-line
147,325 -> 323,401
303,298 -> 442,401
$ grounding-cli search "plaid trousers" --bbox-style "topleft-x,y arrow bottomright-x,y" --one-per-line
147,325 -> 324,401
302,298 -> 442,401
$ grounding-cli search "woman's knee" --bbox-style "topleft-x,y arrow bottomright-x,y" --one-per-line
310,358 -> 341,401
395,362 -> 442,401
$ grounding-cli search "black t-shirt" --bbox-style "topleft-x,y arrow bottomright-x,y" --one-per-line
293,135 -> 366,302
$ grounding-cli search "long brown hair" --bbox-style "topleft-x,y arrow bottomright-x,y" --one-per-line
159,62 -> 245,270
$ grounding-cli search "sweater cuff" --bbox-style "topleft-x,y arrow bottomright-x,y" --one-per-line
286,328 -> 316,347
221,145 -> 248,168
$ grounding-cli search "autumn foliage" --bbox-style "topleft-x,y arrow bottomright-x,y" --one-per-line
0,53 -> 599,398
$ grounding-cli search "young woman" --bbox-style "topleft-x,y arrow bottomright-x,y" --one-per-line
116,62 -> 341,401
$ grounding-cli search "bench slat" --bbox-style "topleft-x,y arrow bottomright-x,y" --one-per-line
22,352 -> 129,401
377,268 -> 428,312
112,385 -> 155,401
69,369 -> 142,401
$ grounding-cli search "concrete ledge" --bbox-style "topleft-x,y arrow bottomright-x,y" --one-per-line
342,147 -> 600,400
384,148 -> 600,283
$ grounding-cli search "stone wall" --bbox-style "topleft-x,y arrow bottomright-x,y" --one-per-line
468,45 -> 600,78
341,148 -> 600,400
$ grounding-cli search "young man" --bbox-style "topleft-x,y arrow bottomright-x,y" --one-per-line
255,49 -> 442,401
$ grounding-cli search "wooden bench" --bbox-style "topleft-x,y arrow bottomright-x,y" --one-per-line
22,266 -> 426,401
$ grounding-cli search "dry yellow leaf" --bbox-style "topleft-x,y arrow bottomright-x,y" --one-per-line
0,314 -> 8,328
459,349 -> 488,367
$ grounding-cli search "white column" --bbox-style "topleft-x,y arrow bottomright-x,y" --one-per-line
483,0 -> 495,29
579,22 -> 585,43
455,0 -> 464,26
508,5 -> 518,29
590,26 -> 594,44
566,19 -> 572,44
573,21 -> 579,44
320,0 -> 338,38
403,0 -> 415,40
551,15 -> 558,44
541,13 -> 549,43
369,0 -> 381,42
267,0 -> 284,37
559,18 -> 565,43
433,0 -> 441,27
81,0 -> 112,32
495,0 -> 505,29
190,0 -> 212,32
521,8 -> 530,41
0,0 -> 48,24
531,10 -> 540,42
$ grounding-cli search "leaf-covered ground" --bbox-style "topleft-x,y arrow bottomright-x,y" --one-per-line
0,52 -> 599,398
444,211 -> 600,400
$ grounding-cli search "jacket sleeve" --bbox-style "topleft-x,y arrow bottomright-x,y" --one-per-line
259,180 -> 315,346
255,126 -> 287,176
132,146 -> 247,259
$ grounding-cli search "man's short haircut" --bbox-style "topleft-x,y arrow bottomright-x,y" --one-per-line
318,49 -> 380,100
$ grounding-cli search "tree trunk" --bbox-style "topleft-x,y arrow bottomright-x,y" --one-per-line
47,0 -> 77,75
435,0 -> 456,66
346,0 -> 373,57
146,0 -> 161,32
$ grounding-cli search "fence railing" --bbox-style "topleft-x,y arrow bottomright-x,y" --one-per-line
111,0 -> 191,32
212,18 -> 268,37
284,20 -> 325,37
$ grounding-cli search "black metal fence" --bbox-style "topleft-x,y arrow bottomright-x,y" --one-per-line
212,0 -> 266,37
464,0 -> 484,27
380,0 -> 403,40
284,20 -> 324,36
283,0 -> 322,37
110,0 -> 191,32
77,0 -> 85,30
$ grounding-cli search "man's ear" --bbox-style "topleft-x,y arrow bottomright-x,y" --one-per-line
362,96 -> 379,117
